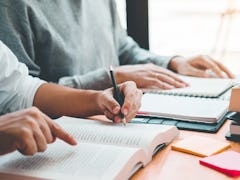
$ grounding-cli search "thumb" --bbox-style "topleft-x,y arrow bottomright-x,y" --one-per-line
101,90 -> 121,115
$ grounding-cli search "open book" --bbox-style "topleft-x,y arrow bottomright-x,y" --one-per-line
0,116 -> 179,180
144,75 -> 235,98
138,93 -> 229,123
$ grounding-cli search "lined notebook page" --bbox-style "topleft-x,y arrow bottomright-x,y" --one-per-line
145,75 -> 234,98
139,94 -> 229,123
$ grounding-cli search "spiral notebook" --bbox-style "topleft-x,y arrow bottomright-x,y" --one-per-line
143,75 -> 234,98
138,93 -> 229,123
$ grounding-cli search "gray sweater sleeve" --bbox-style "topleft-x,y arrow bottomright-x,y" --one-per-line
112,2 -> 173,68
0,2 -> 112,90
59,2 -> 174,90
118,36 -> 173,68
0,2 -> 40,77
58,69 -> 113,90
0,1 -> 174,91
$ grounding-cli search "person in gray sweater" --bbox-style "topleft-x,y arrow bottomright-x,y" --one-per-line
0,0 -> 234,91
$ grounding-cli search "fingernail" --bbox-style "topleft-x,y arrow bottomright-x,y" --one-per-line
167,85 -> 175,89
115,116 -> 121,123
113,106 -> 120,114
181,83 -> 188,87
221,72 -> 227,78
178,83 -> 186,88
72,138 -> 78,145
204,73 -> 211,78
122,108 -> 128,116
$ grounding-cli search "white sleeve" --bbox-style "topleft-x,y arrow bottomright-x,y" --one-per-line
0,41 -> 46,114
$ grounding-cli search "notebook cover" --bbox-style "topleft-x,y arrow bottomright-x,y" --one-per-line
225,132 -> 240,142
132,115 -> 227,133
199,151 -> 240,177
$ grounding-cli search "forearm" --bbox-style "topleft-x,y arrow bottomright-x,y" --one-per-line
58,68 -> 112,90
33,83 -> 102,118
119,36 -> 173,68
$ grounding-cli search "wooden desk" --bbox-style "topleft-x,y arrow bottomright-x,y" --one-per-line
131,120 -> 240,180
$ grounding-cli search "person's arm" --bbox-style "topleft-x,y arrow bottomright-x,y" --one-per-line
0,107 -> 77,156
57,1 -> 182,90
0,2 -> 114,91
33,81 -> 142,123
107,1 -> 187,89
0,40 -> 142,122
58,69 -> 113,90
111,2 -> 234,79
111,2 -> 172,68
0,41 -> 44,114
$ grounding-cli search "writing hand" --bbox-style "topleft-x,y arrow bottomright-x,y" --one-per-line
96,81 -> 142,123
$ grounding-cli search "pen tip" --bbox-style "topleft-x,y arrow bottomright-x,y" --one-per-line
122,117 -> 127,127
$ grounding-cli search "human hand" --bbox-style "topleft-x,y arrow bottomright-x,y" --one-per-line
115,63 -> 188,90
169,55 -> 235,78
96,81 -> 142,123
0,107 -> 77,156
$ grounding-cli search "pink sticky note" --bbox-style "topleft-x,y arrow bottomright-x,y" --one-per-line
200,151 -> 240,177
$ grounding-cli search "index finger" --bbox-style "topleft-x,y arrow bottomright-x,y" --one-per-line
214,60 -> 235,79
42,114 -> 77,145
119,82 -> 142,120
200,57 -> 225,78
153,67 -> 189,86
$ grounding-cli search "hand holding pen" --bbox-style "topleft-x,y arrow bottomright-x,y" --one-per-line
110,66 -> 127,126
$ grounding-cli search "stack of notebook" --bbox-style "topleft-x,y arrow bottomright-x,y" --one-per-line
225,87 -> 240,141
143,75 -> 234,98
131,75 -> 235,133
225,112 -> 240,141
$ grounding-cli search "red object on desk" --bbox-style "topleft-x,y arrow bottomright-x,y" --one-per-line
137,111 -> 149,115
199,151 -> 240,177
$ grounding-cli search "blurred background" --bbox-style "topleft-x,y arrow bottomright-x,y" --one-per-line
116,0 -> 239,74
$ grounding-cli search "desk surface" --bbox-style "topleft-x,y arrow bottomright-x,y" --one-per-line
131,120 -> 240,180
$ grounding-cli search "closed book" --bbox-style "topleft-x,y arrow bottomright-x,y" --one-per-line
230,121 -> 240,135
139,93 -> 228,123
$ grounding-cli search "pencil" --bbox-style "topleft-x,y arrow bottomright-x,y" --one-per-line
109,65 -> 126,126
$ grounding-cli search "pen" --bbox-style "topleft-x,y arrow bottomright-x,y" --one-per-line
109,65 -> 126,126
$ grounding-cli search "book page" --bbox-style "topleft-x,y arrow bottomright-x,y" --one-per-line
0,140 -> 145,180
0,117 -> 178,179
144,75 -> 234,97
139,93 -> 229,123
57,117 -> 178,160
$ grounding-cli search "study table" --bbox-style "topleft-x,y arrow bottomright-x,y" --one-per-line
131,119 -> 240,180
